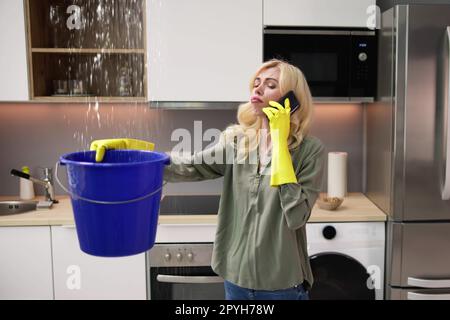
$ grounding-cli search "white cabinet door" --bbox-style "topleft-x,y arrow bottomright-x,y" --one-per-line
264,0 -> 376,28
51,226 -> 147,300
147,0 -> 262,102
0,0 -> 29,101
0,227 -> 53,300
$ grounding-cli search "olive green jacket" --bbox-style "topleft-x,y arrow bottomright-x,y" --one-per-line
164,135 -> 325,290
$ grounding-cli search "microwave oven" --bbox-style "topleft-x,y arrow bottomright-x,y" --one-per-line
264,28 -> 377,102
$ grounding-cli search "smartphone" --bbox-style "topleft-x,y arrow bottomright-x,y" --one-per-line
275,90 -> 301,114
283,91 -> 300,114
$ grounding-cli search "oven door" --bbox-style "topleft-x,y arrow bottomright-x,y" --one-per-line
148,243 -> 224,300
150,266 -> 224,300
264,29 -> 351,99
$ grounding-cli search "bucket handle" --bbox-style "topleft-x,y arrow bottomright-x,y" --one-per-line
55,161 -> 167,205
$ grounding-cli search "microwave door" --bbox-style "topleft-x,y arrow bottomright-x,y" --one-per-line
264,30 -> 351,98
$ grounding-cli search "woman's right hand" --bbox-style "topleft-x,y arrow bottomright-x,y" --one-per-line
90,138 -> 155,162
262,98 -> 297,186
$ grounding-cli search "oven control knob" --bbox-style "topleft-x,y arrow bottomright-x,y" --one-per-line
176,253 -> 183,262
322,225 -> 337,240
187,252 -> 194,262
358,52 -> 368,62
164,253 -> 171,261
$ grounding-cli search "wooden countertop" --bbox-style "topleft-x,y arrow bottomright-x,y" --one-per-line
0,193 -> 386,227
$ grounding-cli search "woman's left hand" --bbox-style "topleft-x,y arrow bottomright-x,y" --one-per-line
90,138 -> 155,162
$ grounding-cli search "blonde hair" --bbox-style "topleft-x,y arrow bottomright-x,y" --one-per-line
222,59 -> 314,160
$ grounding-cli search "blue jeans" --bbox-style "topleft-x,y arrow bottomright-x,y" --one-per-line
224,280 -> 309,300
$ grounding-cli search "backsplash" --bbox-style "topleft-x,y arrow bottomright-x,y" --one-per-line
0,103 -> 363,196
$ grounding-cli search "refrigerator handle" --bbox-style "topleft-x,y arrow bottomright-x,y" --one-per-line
407,292 -> 450,300
442,26 -> 450,200
408,277 -> 450,288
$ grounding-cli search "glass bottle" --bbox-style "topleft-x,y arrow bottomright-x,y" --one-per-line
118,65 -> 132,97
49,5 -> 63,47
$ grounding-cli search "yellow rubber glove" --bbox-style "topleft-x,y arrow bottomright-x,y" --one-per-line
90,138 -> 155,162
262,97 -> 298,187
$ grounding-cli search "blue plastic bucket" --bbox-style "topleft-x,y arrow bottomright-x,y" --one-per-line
59,150 -> 170,257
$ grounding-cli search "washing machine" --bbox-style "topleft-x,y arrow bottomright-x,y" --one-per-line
306,222 -> 385,300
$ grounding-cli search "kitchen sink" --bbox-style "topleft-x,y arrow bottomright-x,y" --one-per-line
159,195 -> 221,215
0,200 -> 38,216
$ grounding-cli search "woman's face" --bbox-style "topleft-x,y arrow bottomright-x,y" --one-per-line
250,67 -> 282,117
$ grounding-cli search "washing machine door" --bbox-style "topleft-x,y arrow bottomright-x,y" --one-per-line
309,253 -> 375,300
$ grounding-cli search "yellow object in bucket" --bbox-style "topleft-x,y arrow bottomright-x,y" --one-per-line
90,138 -> 155,162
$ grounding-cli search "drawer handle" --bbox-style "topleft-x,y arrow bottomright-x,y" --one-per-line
408,277 -> 450,288
407,292 -> 450,300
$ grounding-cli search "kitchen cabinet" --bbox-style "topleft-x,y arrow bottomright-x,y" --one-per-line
0,226 -> 53,299
146,0 -> 263,102
24,0 -> 147,102
0,0 -> 29,101
51,225 -> 147,300
264,0 -> 376,28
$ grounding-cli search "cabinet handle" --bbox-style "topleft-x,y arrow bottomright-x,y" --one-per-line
61,225 -> 76,229
408,277 -> 450,288
442,26 -> 450,200
156,274 -> 224,284
407,292 -> 450,300
264,29 -> 351,35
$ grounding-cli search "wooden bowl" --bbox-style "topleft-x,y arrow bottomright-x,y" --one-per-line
317,196 -> 344,211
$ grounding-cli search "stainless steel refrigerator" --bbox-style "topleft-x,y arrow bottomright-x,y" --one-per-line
366,4 -> 450,300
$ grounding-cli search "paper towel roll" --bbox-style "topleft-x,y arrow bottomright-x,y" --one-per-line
328,152 -> 348,198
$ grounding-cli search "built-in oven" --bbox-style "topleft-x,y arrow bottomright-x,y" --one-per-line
148,243 -> 224,300
264,27 -> 377,102
148,194 -> 223,300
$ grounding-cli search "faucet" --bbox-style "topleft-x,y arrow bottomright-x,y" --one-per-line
10,167 -> 58,204
40,167 -> 57,203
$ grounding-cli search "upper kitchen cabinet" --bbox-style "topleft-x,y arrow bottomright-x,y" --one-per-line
147,0 -> 263,102
264,0 -> 376,28
0,1 -> 29,101
24,0 -> 147,102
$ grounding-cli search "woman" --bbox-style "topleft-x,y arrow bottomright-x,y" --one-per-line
163,59 -> 325,300
91,59 -> 325,300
